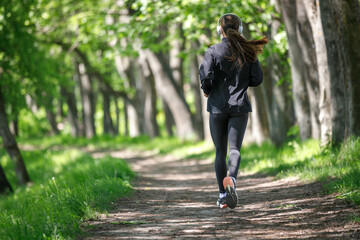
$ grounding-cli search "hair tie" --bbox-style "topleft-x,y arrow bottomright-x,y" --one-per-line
224,24 -> 233,31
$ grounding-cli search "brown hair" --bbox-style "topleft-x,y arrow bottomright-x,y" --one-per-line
221,15 -> 268,67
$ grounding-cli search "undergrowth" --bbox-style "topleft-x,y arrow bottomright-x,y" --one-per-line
1,135 -> 359,240
240,137 -> 360,206
0,146 -> 134,239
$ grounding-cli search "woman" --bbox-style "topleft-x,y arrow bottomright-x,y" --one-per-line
199,13 -> 268,209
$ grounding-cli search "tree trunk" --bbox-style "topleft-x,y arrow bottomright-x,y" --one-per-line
266,0 -> 295,146
44,95 -> 60,135
303,0 -> 333,145
126,61 -> 145,136
25,94 -> 39,113
57,91 -> 65,118
0,163 -> 13,194
190,41 -> 204,140
9,119 -> 18,137
318,1 -> 346,143
319,0 -> 360,141
163,100 -> 175,137
196,54 -> 211,141
77,62 -> 96,138
9,104 -> 19,137
296,0 -> 321,139
60,83 -> 81,137
127,102 -> 140,137
114,95 -> 120,135
115,54 -> 145,136
268,74 -> 293,146
169,23 -> 185,96
336,0 -> 360,138
102,86 -> 116,135
0,85 -> 31,186
242,23 -> 269,144
139,54 -> 160,138
281,0 -> 312,140
200,92 -> 211,141
143,49 -> 195,139
247,88 -> 269,144
124,100 -> 129,136
45,107 -> 60,135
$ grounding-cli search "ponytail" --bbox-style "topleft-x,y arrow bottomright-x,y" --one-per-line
221,15 -> 268,67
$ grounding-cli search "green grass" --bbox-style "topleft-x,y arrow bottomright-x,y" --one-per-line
0,134 -> 208,240
118,135 -> 359,206
16,135 -> 201,154
1,135 -> 359,239
21,134 -> 358,206
0,144 -> 134,239
239,137 -> 360,205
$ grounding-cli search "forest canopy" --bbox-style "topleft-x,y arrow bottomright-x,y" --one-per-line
1,0 -> 360,188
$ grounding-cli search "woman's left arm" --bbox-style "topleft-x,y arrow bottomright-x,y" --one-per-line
199,47 -> 215,96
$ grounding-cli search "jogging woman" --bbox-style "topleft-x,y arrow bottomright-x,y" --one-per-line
199,13 -> 268,209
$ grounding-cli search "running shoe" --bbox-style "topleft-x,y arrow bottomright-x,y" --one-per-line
223,176 -> 238,209
216,196 -> 227,209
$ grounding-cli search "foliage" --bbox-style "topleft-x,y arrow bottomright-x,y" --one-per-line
0,0 -> 63,119
128,0 -> 274,52
1,0 -> 284,137
17,108 -> 51,138
240,138 -> 360,206
0,146 -> 134,239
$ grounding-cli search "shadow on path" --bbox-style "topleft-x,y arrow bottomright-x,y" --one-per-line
83,149 -> 360,239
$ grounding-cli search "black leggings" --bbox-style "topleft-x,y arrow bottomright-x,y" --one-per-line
209,112 -> 248,193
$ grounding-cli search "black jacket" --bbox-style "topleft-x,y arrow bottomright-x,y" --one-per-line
199,37 -> 263,114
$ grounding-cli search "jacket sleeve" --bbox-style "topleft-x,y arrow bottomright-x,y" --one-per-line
249,58 -> 263,87
198,47 -> 215,95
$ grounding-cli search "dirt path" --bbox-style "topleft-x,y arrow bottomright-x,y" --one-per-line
83,149 -> 360,239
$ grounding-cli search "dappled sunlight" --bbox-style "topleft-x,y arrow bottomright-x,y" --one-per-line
83,148 -> 360,239
1,0 -> 359,238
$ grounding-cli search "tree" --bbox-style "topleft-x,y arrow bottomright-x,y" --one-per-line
302,0 -> 360,144
0,85 -> 31,186
257,0 -> 294,146
138,53 -> 160,138
319,0 -> 360,142
60,84 -> 81,137
0,164 -> 13,194
3,0 -> 331,147
190,41 -> 205,140
101,86 -> 117,135
281,0 -> 320,140
0,0 -> 51,187
143,49 -> 195,139
302,0 -> 333,145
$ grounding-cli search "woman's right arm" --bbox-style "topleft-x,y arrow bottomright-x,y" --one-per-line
198,47 -> 215,95
249,58 -> 263,87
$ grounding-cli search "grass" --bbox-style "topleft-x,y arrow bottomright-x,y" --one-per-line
16,135 -> 205,154
0,135 -> 207,240
16,134 -> 360,206
239,137 -> 360,206
1,134 -> 359,239
0,142 -> 134,239
117,135 -> 359,206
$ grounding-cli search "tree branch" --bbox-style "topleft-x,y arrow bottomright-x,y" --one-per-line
53,40 -> 132,103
